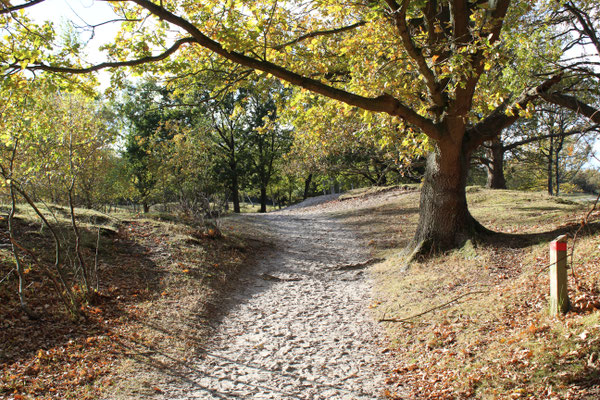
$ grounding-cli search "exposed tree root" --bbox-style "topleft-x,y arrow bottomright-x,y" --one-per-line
402,216 -> 497,266
329,258 -> 384,271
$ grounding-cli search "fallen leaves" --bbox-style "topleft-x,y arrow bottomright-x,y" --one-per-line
1,217 -> 251,399
382,234 -> 600,399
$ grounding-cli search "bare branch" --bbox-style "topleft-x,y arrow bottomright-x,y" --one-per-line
565,1 -> 600,57
379,290 -> 489,323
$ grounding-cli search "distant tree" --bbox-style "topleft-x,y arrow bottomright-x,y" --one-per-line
118,80 -> 185,212
504,105 -> 595,193
573,168 -> 600,193
245,83 -> 293,212
285,93 -> 427,190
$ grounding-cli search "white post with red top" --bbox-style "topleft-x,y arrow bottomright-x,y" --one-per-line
549,234 -> 569,316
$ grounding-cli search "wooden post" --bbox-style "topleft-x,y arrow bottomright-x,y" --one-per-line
549,235 -> 569,316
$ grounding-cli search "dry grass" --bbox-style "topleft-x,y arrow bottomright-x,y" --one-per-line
331,188 -> 600,399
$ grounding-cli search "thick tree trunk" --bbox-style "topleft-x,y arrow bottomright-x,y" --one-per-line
143,202 -> 149,213
485,138 -> 507,189
411,143 -> 487,254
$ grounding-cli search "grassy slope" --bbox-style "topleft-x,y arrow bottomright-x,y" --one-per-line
333,187 -> 600,399
0,205 -> 255,400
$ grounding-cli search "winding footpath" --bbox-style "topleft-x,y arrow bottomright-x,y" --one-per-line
162,208 -> 386,399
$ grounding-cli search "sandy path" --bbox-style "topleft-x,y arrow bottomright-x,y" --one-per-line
160,210 -> 386,399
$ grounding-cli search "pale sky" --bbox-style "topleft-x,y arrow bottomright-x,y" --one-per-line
25,0 -> 121,87
27,0 -> 119,56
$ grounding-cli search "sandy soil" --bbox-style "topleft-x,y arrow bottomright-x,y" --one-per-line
155,199 -> 390,399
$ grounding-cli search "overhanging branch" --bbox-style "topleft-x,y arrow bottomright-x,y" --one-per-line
0,0 -> 46,15
20,37 -> 195,74
121,0 -> 442,139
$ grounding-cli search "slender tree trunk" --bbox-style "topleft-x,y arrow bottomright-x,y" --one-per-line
548,137 -> 554,196
411,142 -> 486,253
374,161 -> 388,186
555,136 -> 564,196
485,138 -> 507,189
68,179 -> 90,295
259,185 -> 267,213
303,173 -> 313,200
378,174 -> 388,186
231,172 -> 241,213
8,186 -> 37,319
555,154 -> 560,195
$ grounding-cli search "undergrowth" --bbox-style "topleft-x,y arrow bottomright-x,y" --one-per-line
0,204 -> 253,399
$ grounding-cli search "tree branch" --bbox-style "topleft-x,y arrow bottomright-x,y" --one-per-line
0,0 -> 46,15
22,37 -> 195,74
119,0 -> 442,138
379,290 -> 489,323
451,0 -> 511,120
273,21 -> 366,50
539,92 -> 600,124
503,124 -> 599,152
565,1 -> 600,57
384,0 -> 445,108
465,75 -> 563,151
450,0 -> 469,44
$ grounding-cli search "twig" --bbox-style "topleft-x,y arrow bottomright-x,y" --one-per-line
94,227 -> 101,292
0,268 -> 15,285
378,290 -> 489,323
9,236 -> 68,318
121,351 -> 157,356
536,254 -> 571,276
259,273 -> 301,282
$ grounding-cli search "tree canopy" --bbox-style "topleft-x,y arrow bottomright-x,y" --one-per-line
2,0 -> 599,252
